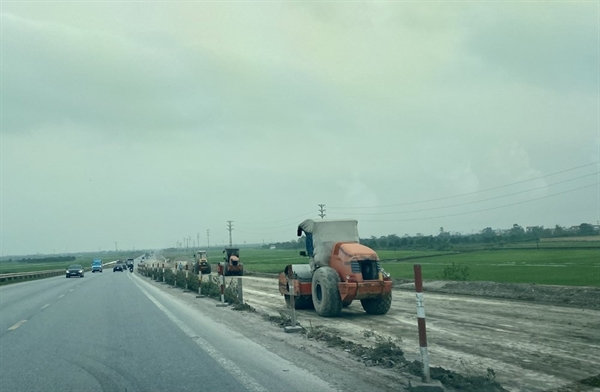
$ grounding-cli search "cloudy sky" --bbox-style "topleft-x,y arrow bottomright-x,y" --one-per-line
1,1 -> 598,256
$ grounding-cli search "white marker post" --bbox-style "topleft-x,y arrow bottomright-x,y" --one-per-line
196,274 -> 205,298
284,266 -> 302,333
237,277 -> 244,304
184,270 -> 190,292
216,263 -> 228,307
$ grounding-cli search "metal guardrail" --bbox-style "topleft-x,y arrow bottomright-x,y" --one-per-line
0,261 -> 118,283
0,269 -> 65,282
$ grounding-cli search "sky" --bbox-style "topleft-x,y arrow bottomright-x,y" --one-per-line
1,1 -> 599,256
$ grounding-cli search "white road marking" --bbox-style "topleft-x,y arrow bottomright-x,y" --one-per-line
8,320 -> 27,331
68,289 -> 73,292
58,294 -> 64,298
130,276 -> 268,392
41,304 -> 50,310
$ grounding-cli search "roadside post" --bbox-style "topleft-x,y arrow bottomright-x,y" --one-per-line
173,267 -> 177,288
409,264 -> 444,392
284,266 -> 302,333
196,273 -> 205,298
184,266 -> 190,292
237,277 -> 244,304
216,263 -> 228,307
162,263 -> 165,283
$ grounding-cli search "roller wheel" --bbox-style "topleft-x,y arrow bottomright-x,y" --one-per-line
360,293 -> 392,315
285,295 -> 314,310
311,267 -> 342,317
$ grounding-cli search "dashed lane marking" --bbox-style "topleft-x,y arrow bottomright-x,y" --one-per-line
8,320 -> 27,331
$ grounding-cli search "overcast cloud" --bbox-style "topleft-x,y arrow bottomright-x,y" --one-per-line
1,2 -> 598,256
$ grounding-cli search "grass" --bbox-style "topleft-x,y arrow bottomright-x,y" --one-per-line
233,247 -> 600,287
5,245 -> 598,287
380,249 -> 600,287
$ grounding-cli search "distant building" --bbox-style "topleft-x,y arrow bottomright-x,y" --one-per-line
526,226 -> 543,233
269,245 -> 276,250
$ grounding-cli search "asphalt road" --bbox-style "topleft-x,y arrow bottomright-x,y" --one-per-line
0,266 -> 341,392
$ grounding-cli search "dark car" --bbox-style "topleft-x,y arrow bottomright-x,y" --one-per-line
113,264 -> 124,272
66,264 -> 84,278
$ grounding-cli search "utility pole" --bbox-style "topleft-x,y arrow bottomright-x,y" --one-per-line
227,221 -> 234,247
318,204 -> 326,219
207,229 -> 210,250
115,242 -> 118,252
197,233 -> 200,250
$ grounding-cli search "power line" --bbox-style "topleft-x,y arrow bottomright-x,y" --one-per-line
356,183 -> 598,222
236,228 -> 293,236
329,162 -> 598,210
236,211 -> 315,226
328,172 -> 598,216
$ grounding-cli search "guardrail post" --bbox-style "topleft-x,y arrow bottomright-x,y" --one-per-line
284,266 -> 302,333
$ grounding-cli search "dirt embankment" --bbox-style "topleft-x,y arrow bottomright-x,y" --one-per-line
394,279 -> 600,310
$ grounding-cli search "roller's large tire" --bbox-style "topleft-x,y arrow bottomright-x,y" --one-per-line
311,267 -> 342,317
201,264 -> 211,275
285,295 -> 314,310
360,293 -> 392,315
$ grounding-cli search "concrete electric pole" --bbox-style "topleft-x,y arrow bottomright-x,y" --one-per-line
318,204 -> 326,219
227,221 -> 234,247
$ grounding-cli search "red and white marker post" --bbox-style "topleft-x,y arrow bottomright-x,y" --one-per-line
414,264 -> 431,383
284,266 -> 302,333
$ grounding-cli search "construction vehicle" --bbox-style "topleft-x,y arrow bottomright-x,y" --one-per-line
193,250 -> 211,275
221,247 -> 243,276
278,219 -> 392,317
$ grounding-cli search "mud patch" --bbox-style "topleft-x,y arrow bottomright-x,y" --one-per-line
545,374 -> 600,392
262,313 -> 295,328
302,325 -> 507,391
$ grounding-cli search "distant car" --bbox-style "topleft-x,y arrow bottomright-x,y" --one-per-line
113,264 -> 124,272
91,259 -> 103,273
66,264 -> 84,278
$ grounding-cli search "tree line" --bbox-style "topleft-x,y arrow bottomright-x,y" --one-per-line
5,256 -> 77,263
262,223 -> 598,251
360,223 -> 599,251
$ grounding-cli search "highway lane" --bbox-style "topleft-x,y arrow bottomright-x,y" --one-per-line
0,270 -> 101,335
0,269 -> 341,392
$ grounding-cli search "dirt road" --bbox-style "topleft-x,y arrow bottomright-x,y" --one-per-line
238,276 -> 599,392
